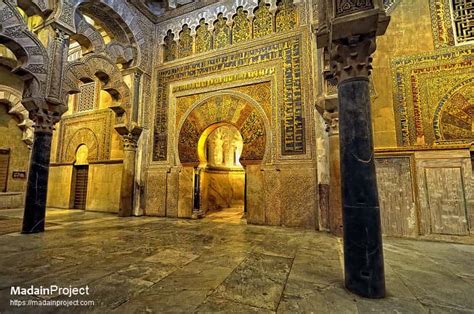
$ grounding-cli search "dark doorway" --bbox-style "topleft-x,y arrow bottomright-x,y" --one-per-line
73,165 -> 89,209
0,149 -> 10,192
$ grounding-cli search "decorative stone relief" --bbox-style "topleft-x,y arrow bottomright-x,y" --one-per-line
213,13 -> 231,49
178,25 -> 193,58
253,1 -> 273,38
195,19 -> 212,54
275,0 -> 298,32
232,7 -> 251,44
163,30 -> 177,62
153,36 -> 305,161
58,109 -> 113,163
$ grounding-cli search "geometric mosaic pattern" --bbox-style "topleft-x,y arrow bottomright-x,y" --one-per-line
451,0 -> 474,45
392,46 -> 474,146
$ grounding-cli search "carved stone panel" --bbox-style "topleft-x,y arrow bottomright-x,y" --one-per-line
424,167 -> 469,235
58,110 -> 113,163
375,156 -> 417,237
415,150 -> 472,236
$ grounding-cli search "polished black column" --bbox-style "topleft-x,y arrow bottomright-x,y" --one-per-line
338,78 -> 385,298
22,131 -> 52,233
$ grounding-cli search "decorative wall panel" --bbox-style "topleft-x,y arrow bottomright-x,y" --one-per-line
178,25 -> 193,58
425,167 -> 469,235
163,31 -> 177,62
275,0 -> 298,32
77,82 -> 96,112
158,2 -> 299,61
430,0 -> 456,48
58,110 -> 114,163
392,46 -> 474,146
177,94 -> 266,163
375,156 -> 417,237
253,1 -> 273,38
213,14 -> 231,49
195,19 -> 212,54
232,8 -> 251,44
153,35 -> 305,161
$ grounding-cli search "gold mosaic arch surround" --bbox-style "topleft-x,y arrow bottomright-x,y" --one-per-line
391,46 -> 474,146
152,31 -> 309,162
175,90 -> 273,166
434,78 -> 474,143
165,64 -> 280,167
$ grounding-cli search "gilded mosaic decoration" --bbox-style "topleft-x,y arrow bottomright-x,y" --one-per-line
175,81 -> 273,127
232,7 -> 251,44
253,1 -> 273,38
276,0 -> 298,32
195,19 -> 212,54
178,94 -> 266,163
392,46 -> 474,146
153,35 -> 304,161
178,25 -> 193,59
213,13 -> 231,49
451,0 -> 474,45
435,79 -> 474,142
164,30 -> 177,62
430,0 -> 456,48
161,3 -> 298,62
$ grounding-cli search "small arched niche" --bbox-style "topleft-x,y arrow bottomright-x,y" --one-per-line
196,123 -> 246,220
71,144 -> 90,210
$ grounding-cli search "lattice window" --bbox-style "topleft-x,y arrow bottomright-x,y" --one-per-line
451,0 -> 474,45
77,82 -> 96,112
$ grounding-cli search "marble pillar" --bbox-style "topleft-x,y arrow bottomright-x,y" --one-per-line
334,35 -> 385,298
117,127 -> 142,217
22,109 -> 60,233
324,111 -> 343,236
22,130 -> 52,233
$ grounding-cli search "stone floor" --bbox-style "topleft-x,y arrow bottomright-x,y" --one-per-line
0,208 -> 473,313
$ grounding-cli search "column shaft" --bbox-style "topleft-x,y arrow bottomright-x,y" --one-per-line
22,131 -> 52,233
338,78 -> 385,298
119,148 -> 136,217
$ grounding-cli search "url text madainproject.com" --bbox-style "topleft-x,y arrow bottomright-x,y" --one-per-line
11,285 -> 90,298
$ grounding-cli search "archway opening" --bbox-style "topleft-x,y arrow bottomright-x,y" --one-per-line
196,123 -> 246,223
72,144 -> 89,210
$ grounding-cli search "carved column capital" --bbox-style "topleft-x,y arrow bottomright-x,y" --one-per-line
323,110 -> 339,135
328,34 -> 376,83
29,108 -> 61,134
116,123 -> 143,151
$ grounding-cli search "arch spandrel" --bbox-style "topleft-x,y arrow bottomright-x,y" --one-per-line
63,53 -> 131,112
64,127 -> 99,163
0,1 -> 49,98
177,92 -> 270,165
57,0 -> 153,71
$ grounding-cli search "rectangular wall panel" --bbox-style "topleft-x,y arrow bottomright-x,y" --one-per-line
424,167 -> 469,235
375,157 -> 417,237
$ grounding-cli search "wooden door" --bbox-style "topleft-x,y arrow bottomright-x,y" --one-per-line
0,149 -> 10,192
73,166 -> 89,209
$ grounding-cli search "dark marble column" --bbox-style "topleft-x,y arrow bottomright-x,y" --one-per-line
334,36 -> 385,298
22,114 -> 56,233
